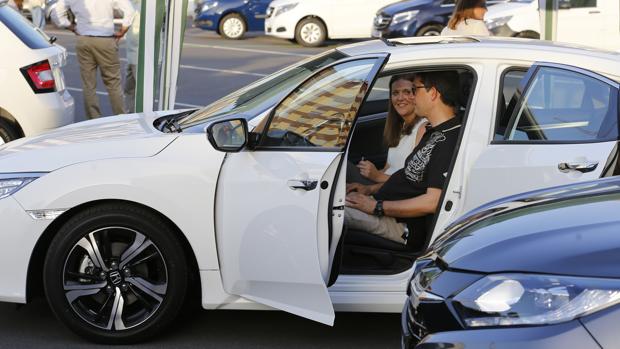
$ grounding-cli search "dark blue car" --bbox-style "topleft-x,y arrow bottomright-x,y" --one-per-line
373,0 -> 506,38
194,0 -> 271,39
401,176 -> 620,348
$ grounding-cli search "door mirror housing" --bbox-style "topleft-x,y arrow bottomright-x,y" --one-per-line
207,118 -> 248,152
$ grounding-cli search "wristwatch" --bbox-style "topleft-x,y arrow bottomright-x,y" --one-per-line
373,200 -> 384,217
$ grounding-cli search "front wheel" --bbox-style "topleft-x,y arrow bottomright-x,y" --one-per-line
295,17 -> 326,47
219,13 -> 246,39
43,203 -> 188,344
416,24 -> 443,37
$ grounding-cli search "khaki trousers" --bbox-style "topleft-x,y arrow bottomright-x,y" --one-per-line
76,36 -> 125,119
344,207 -> 407,244
123,64 -> 137,113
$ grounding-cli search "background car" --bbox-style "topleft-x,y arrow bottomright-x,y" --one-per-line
402,177 -> 620,348
373,0 -> 507,38
194,0 -> 271,39
265,0 -> 399,47
0,2 -> 74,144
485,0 -> 620,51
0,36 -> 618,343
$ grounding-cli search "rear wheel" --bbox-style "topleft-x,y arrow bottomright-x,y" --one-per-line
295,17 -> 326,47
516,30 -> 540,39
0,119 -> 20,145
219,13 -> 246,39
43,203 -> 188,344
416,24 -> 443,37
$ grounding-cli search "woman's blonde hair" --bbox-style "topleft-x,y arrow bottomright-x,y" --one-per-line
447,0 -> 486,30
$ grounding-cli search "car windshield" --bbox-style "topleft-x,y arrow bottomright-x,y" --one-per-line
178,49 -> 347,129
0,4 -> 52,49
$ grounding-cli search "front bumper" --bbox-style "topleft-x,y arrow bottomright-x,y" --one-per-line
264,15 -> 295,39
194,12 -> 218,31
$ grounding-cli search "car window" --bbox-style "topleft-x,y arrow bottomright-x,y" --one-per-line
0,5 -> 51,49
502,66 -> 618,142
366,76 -> 389,102
261,59 -> 378,149
562,0 -> 596,8
494,69 -> 527,140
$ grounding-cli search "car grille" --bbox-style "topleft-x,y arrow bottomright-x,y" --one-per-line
374,13 -> 391,29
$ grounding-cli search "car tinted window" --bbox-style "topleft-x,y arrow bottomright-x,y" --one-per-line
494,69 -> 527,140
262,59 -> 378,149
0,5 -> 51,49
502,66 -> 618,142
366,76 -> 389,102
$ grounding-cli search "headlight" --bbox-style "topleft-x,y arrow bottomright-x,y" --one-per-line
0,173 -> 45,200
391,10 -> 419,25
485,15 -> 513,30
201,1 -> 218,12
453,274 -> 620,327
275,3 -> 298,17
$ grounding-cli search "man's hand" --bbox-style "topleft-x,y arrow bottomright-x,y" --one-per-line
345,192 -> 377,215
357,160 -> 380,181
346,182 -> 372,195
114,26 -> 129,43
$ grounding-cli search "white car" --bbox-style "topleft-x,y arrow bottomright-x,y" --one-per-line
485,0 -> 620,51
1,36 -> 619,343
0,2 -> 74,144
265,0 -> 399,47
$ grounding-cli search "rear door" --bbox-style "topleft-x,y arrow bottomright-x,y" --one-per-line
463,62 -> 619,211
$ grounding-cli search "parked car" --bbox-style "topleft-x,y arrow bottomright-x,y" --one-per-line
401,176 -> 620,348
193,0 -> 271,39
265,0 -> 399,47
486,0 -> 620,51
0,35 -> 619,343
373,0 -> 507,38
0,2 -> 74,144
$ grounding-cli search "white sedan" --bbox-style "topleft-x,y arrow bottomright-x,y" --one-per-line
0,36 -> 619,343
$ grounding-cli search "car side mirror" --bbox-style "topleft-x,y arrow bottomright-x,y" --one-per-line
206,118 -> 248,152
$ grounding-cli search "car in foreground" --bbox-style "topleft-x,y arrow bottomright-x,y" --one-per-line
0,36 -> 618,343
486,0 -> 620,51
372,0 -> 506,38
265,0 -> 398,46
401,176 -> 620,348
193,0 -> 271,39
0,2 -> 74,144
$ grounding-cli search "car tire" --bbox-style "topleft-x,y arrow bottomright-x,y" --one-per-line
43,203 -> 188,344
416,24 -> 444,36
295,17 -> 326,47
516,30 -> 540,39
0,118 -> 20,145
219,13 -> 246,40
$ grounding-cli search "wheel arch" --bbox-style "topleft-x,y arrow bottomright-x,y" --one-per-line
296,15 -> 329,39
216,10 -> 247,34
415,22 -> 444,36
26,199 -> 202,303
0,107 -> 25,138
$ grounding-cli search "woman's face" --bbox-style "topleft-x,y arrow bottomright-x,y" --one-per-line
390,79 -> 415,119
473,2 -> 487,20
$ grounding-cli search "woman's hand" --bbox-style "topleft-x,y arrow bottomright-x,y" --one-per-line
357,160 -> 381,181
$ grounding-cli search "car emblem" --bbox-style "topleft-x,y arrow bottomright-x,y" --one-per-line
109,270 -> 122,286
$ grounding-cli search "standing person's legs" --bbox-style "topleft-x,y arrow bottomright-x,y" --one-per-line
124,64 -> 137,113
76,36 -> 101,119
31,6 -> 45,29
94,38 -> 125,115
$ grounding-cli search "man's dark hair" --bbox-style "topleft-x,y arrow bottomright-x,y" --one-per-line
418,71 -> 460,111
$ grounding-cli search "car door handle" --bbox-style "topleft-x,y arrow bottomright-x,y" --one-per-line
558,161 -> 598,173
287,179 -> 318,191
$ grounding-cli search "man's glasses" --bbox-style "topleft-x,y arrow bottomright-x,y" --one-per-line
391,85 -> 427,98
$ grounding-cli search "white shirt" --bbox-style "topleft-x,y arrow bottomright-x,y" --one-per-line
440,19 -> 490,36
53,0 -> 136,37
125,0 -> 140,64
384,118 -> 427,175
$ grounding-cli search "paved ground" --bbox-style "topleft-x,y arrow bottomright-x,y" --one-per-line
0,26 -> 402,348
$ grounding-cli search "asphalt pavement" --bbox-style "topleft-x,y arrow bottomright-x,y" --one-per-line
0,26 -> 401,348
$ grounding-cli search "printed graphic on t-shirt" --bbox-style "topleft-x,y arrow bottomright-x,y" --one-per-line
405,131 -> 446,183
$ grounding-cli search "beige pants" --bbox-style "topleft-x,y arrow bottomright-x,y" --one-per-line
345,207 -> 407,244
124,64 -> 137,113
76,36 -> 125,119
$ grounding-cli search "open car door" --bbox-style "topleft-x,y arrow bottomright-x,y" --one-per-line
215,54 -> 389,325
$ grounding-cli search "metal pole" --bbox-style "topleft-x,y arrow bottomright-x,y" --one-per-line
538,0 -> 558,41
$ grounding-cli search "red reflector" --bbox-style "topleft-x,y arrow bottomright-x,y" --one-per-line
25,61 -> 55,91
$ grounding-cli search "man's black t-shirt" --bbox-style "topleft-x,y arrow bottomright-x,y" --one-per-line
374,116 -> 461,202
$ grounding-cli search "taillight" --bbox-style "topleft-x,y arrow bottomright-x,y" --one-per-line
20,60 -> 56,93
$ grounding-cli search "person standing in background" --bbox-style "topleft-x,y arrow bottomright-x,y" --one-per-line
29,0 -> 45,29
124,0 -> 140,113
441,0 -> 490,36
52,0 -> 135,119
8,0 -> 22,11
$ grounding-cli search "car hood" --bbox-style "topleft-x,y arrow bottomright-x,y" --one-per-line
0,111 -> 181,173
485,2 -> 530,19
433,177 -> 620,278
379,0 -> 432,15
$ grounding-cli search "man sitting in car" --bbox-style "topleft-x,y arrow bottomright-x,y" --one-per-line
345,71 -> 461,244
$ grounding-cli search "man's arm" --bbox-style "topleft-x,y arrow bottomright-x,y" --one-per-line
51,0 -> 72,29
114,0 -> 137,41
345,187 -> 442,218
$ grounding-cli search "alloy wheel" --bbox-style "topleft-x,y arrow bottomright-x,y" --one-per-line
62,226 -> 168,331
300,23 -> 322,45
222,17 -> 244,39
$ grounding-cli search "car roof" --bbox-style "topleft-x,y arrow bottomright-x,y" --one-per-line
337,36 -> 620,80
